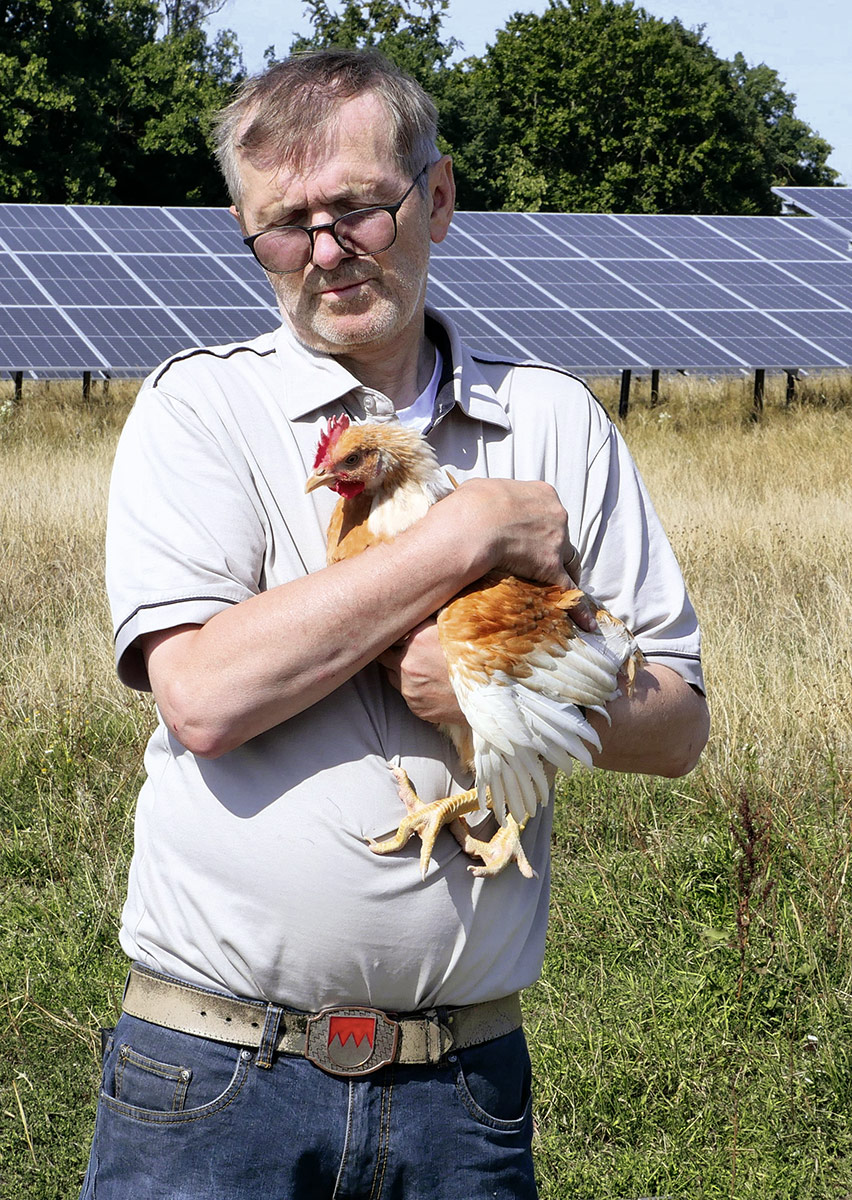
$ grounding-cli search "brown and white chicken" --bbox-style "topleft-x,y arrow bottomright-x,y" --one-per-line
305,414 -> 643,879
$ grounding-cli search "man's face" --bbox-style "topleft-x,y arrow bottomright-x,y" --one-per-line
234,93 -> 452,361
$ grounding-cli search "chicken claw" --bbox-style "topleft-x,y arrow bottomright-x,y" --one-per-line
369,767 -> 480,879
456,814 -> 537,879
372,767 -> 535,880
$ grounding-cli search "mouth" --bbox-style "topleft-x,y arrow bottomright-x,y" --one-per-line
313,273 -> 376,301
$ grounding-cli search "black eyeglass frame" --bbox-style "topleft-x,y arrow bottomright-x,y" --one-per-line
243,163 -> 431,274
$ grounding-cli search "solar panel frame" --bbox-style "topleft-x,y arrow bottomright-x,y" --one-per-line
773,186 -> 852,237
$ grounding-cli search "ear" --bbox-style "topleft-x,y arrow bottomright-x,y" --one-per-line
229,204 -> 246,234
428,156 -> 455,246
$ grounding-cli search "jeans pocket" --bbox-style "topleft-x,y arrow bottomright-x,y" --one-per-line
452,1028 -> 533,1131
114,1044 -> 192,1112
100,1014 -> 251,1125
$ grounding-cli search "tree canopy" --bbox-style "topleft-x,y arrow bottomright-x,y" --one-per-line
0,0 -> 241,204
0,0 -> 838,211
445,0 -> 836,213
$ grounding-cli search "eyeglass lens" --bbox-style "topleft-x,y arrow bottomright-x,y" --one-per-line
253,207 -> 397,273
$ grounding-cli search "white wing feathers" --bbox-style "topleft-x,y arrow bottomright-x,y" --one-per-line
449,628 -> 633,827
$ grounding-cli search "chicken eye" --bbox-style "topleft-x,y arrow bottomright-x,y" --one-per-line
343,452 -> 360,467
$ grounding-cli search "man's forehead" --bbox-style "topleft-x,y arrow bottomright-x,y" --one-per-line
236,91 -> 398,190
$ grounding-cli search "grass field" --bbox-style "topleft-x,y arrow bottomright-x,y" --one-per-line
1,372 -> 851,1198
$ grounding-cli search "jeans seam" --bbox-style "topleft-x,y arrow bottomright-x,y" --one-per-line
369,1068 -> 394,1199
331,1079 -> 355,1199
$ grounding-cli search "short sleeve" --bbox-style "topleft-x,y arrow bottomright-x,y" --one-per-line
575,411 -> 705,694
106,384 -> 267,691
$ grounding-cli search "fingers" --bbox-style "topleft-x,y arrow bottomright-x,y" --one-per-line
564,543 -> 582,585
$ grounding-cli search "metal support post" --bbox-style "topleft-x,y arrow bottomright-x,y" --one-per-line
785,371 -> 796,406
618,368 -> 631,419
752,368 -> 765,417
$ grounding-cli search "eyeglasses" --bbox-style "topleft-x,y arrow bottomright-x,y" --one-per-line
243,164 -> 430,274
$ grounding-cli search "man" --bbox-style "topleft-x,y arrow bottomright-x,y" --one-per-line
81,48 -> 708,1199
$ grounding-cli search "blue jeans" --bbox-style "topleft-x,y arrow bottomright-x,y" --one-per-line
80,1010 -> 537,1198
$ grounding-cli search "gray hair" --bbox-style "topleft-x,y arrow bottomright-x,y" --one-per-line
213,49 -> 440,207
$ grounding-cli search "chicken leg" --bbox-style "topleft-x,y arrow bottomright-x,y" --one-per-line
370,767 -> 535,880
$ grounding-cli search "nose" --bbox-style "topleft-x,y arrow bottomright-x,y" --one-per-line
310,226 -> 352,271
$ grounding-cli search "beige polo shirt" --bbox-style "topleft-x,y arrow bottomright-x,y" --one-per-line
106,309 -> 703,1011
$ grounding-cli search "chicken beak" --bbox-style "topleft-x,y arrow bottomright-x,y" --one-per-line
305,469 -> 333,494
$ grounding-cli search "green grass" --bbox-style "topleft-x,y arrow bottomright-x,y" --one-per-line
4,709 -> 852,1196
0,697 -> 150,1198
527,768 -> 852,1197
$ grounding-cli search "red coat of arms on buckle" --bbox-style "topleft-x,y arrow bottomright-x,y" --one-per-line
305,1006 -> 399,1076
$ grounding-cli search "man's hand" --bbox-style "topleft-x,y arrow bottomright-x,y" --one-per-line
435,478 -> 578,590
429,478 -> 594,631
377,620 -> 466,725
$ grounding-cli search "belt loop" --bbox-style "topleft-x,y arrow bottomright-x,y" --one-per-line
256,1003 -> 284,1069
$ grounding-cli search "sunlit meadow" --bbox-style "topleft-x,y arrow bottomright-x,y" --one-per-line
2,373 -> 851,1197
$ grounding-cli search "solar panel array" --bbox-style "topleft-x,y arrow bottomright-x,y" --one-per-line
2,199 -> 851,377
0,205 -> 279,378
774,186 -> 852,238
430,210 -> 852,371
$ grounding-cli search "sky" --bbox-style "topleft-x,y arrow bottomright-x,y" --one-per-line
205,0 -> 852,188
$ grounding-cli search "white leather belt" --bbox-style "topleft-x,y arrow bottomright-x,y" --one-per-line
123,965 -> 523,1077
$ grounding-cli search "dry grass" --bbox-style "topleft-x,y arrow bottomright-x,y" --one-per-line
0,381 -> 135,715
2,372 -> 850,782
590,372 -> 852,794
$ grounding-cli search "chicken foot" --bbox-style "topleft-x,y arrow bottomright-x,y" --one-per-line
455,814 -> 537,880
369,767 -> 480,880
370,766 -> 535,880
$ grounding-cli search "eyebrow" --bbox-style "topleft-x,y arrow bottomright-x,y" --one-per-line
254,176 -> 405,230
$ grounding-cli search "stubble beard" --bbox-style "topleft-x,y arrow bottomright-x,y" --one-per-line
272,253 -> 429,357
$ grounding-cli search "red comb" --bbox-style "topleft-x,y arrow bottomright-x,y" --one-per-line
313,413 -> 350,468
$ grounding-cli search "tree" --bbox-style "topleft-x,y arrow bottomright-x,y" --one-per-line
286,0 -> 459,89
160,0 -> 226,37
0,0 -> 242,204
121,21 -> 243,204
729,53 -> 836,191
0,0 -> 156,202
447,0 -> 837,213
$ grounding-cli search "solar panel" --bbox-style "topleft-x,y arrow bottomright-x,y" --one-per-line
2,202 -> 851,378
773,186 -> 852,237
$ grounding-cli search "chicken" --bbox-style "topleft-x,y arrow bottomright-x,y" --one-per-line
305,414 -> 643,879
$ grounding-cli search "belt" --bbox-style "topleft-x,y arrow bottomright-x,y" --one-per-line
123,965 -> 522,1078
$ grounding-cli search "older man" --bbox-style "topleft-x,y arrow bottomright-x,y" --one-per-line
80,49 -> 708,1200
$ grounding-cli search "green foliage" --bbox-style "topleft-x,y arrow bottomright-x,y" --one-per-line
448,0 -> 837,214
287,0 -> 460,89
281,0 -> 837,215
729,52 -> 837,190
0,0 -> 157,202
0,0 -> 838,212
0,0 -> 242,204
120,24 -> 243,204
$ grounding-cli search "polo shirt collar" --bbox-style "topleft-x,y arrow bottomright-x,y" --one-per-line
272,309 -> 511,431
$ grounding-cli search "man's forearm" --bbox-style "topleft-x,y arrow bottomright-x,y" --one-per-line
587,663 -> 709,777
146,507 -> 482,757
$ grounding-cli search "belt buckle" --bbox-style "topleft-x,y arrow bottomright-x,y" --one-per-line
304,1006 -> 399,1077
